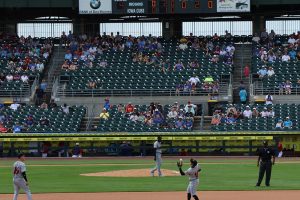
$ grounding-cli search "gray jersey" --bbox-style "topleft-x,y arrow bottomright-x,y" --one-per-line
154,141 -> 162,154
13,161 -> 26,179
185,164 -> 200,181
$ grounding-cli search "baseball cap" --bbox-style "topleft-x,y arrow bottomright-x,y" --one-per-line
18,153 -> 25,159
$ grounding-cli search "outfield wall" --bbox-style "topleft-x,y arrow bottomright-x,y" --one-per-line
0,132 -> 299,157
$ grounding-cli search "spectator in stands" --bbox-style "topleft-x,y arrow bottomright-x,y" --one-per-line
267,108 -> 275,118
297,51 -> 300,61
36,60 -> 44,72
260,28 -> 268,44
40,79 -> 47,92
49,99 -> 57,109
130,112 -> 139,122
211,112 -> 221,125
0,122 -> 8,133
39,116 -> 50,126
175,117 -> 185,129
189,59 -> 199,68
244,64 -> 250,78
6,74 -> 13,82
261,107 -> 269,118
183,81 -> 192,94
103,98 -> 110,111
99,108 -> 110,120
288,36 -> 296,45
189,75 -> 200,86
267,67 -> 275,77
99,59 -> 108,67
275,119 -> 283,130
211,55 -> 219,63
252,33 -> 260,43
10,102 -> 21,111
144,114 -> 153,126
117,104 -> 124,113
239,88 -> 247,104
167,106 -> 178,119
40,101 -> 48,110
243,106 -> 252,119
265,93 -> 273,105
279,82 -> 285,95
284,80 -> 292,94
13,123 -> 22,133
257,67 -> 267,78
125,102 -> 135,114
225,30 -> 232,38
64,50 -> 72,60
25,115 -> 34,127
61,104 -> 70,114
289,48 -> 297,60
252,108 -> 260,118
20,74 -> 29,83
179,41 -> 188,51
185,106 -> 194,117
87,80 -> 97,89
283,117 -> 293,129
173,60 -> 185,71
0,73 -> 5,83
185,117 -> 193,130
225,113 -> 236,124
185,101 -> 196,114
152,109 -> 164,126
282,52 -> 291,62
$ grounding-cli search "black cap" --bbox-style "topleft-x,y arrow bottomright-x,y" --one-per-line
18,153 -> 25,159
190,158 -> 198,168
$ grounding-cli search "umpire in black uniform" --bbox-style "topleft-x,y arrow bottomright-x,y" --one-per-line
256,141 -> 275,187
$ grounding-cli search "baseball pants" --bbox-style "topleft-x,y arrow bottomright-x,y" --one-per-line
151,152 -> 162,176
257,161 -> 272,186
13,178 -> 32,200
187,179 -> 199,196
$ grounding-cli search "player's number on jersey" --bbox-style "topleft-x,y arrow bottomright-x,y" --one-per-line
14,167 -> 20,175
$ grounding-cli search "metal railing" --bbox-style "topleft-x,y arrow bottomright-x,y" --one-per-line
51,77 -> 59,99
0,84 -> 30,98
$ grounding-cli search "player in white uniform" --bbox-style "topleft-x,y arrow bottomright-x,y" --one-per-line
150,136 -> 163,176
12,154 -> 32,200
177,158 -> 201,200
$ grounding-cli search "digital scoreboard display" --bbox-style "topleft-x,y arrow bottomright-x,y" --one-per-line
79,0 -> 250,15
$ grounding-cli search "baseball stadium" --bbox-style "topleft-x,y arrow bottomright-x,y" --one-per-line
1,0 -> 300,200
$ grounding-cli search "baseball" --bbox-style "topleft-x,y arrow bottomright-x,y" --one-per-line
179,158 -> 183,165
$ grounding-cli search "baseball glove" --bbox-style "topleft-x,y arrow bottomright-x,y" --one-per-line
177,161 -> 182,168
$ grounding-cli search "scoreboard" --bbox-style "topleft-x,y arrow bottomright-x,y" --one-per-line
79,0 -> 250,14
113,0 -> 216,14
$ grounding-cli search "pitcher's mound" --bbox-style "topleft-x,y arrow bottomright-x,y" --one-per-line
80,169 -> 180,177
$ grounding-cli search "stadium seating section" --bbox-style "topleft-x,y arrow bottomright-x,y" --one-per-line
211,103 -> 300,131
59,37 -> 233,94
0,105 -> 86,133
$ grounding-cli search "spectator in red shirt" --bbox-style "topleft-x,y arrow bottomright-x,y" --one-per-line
125,102 -> 135,113
278,141 -> 283,158
0,122 -> 8,133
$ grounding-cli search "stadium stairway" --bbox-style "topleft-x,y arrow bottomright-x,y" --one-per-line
232,43 -> 252,103
44,46 -> 65,102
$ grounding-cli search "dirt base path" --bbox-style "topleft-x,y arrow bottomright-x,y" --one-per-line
2,191 -> 300,200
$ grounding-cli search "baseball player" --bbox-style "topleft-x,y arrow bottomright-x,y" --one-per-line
150,136 -> 163,177
177,158 -> 201,200
13,153 -> 32,200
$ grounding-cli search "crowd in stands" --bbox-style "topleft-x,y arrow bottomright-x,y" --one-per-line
0,102 -> 85,133
0,33 -> 52,87
98,98 -> 198,131
60,31 -> 234,94
253,30 -> 300,94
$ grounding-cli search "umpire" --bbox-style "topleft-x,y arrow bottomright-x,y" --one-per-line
256,141 -> 275,187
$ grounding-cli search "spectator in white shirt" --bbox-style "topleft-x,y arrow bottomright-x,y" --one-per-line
167,107 -> 178,119
267,108 -> 275,118
267,67 -> 275,77
252,33 -> 260,43
179,42 -> 188,50
261,107 -> 269,117
130,113 -> 139,122
265,93 -> 273,105
282,53 -> 290,62
188,75 -> 200,86
288,36 -> 296,44
10,102 -> 21,111
184,101 -> 197,115
6,74 -> 13,82
61,104 -> 70,114
243,106 -> 252,118
36,61 -> 44,72
21,75 -> 29,83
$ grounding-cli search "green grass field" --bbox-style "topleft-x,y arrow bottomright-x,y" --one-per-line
0,157 -> 299,194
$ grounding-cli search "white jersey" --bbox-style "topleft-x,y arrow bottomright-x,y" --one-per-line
185,164 -> 200,181
13,161 -> 26,179
154,141 -> 162,154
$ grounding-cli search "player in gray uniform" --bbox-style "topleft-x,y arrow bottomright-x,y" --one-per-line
150,136 -> 162,176
12,154 -> 32,200
177,158 -> 201,200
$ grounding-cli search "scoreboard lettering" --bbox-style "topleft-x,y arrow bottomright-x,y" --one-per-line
79,0 -> 250,14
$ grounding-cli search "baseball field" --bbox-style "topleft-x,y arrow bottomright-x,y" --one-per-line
1,157 -> 300,200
